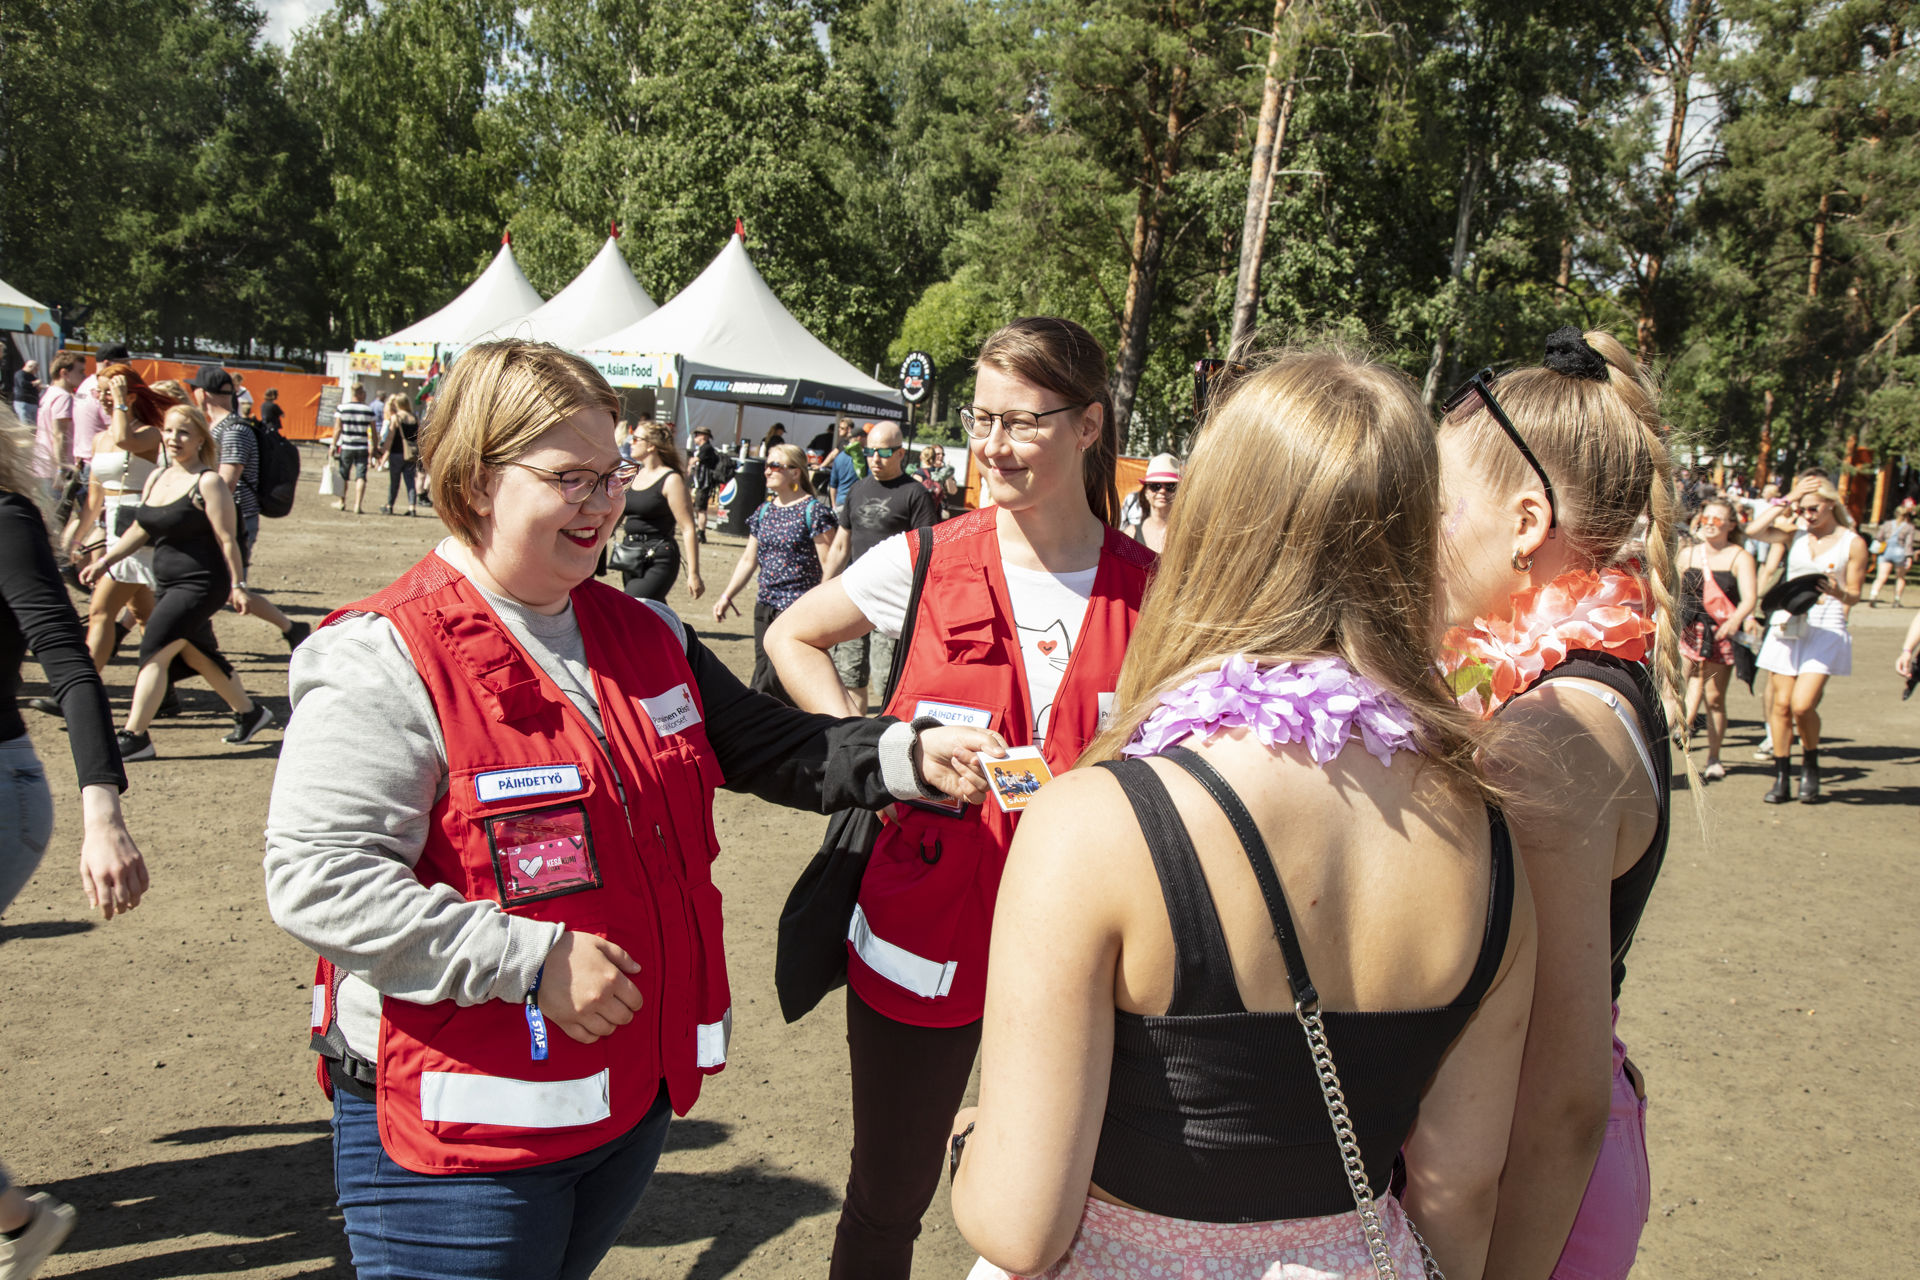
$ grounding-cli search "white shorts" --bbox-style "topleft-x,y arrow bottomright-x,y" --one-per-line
1757,622 -> 1851,677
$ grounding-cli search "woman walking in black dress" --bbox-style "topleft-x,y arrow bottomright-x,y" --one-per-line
81,405 -> 274,760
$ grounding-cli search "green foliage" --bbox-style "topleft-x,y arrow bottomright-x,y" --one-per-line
4,0 -> 1912,488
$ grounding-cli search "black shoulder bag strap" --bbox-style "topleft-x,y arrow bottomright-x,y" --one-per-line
774,526 -> 936,1024
879,525 -> 936,707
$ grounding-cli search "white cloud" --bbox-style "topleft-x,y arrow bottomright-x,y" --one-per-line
260,0 -> 327,48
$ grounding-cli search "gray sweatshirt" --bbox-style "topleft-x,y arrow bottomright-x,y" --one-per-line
264,542 -> 922,1059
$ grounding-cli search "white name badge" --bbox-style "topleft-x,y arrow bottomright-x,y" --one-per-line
476,764 -> 584,804
1097,692 -> 1116,731
913,699 -> 994,729
641,683 -> 702,737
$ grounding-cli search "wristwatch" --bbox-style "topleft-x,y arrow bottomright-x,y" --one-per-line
234,581 -> 249,593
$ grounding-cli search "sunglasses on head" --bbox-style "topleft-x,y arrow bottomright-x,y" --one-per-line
1442,368 -> 1558,534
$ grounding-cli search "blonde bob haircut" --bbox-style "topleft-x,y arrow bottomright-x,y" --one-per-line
420,340 -> 620,546
162,404 -> 220,469
1082,346 -> 1493,801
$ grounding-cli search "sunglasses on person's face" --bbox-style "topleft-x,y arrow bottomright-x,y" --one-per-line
1144,482 -> 1177,494
868,447 -> 899,459
1697,515 -> 1725,527
1442,367 -> 1559,533
1797,503 -> 1827,515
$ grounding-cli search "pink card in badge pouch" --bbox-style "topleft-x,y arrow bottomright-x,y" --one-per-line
487,804 -> 602,905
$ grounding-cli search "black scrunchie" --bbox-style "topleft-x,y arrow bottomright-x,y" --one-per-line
1543,326 -> 1609,381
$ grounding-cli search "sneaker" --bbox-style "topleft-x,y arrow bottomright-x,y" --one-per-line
26,696 -> 62,717
1702,761 -> 1726,781
283,621 -> 312,651
0,1191 -> 77,1280
224,703 -> 275,745
116,729 -> 155,761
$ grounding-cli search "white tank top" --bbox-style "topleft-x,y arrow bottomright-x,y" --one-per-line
1782,528 -> 1859,630
91,448 -> 157,496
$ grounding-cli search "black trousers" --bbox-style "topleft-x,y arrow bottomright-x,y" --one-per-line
620,546 -> 680,602
750,599 -> 795,706
830,987 -> 983,1280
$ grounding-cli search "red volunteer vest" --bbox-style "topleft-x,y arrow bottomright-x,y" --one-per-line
850,508 -> 1154,1026
308,554 -> 731,1174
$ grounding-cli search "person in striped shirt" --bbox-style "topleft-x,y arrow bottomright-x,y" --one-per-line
332,383 -> 378,515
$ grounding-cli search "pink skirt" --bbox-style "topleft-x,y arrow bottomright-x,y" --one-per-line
966,1194 -> 1430,1280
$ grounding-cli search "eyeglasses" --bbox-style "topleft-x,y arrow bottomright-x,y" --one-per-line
510,460 -> 640,504
868,447 -> 900,459
1442,368 -> 1558,533
959,402 -> 1090,443
1144,482 -> 1177,494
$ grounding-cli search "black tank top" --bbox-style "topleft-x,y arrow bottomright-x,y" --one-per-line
1088,745 -> 1515,1223
622,471 -> 674,543
136,481 -> 228,587
1530,651 -> 1670,1000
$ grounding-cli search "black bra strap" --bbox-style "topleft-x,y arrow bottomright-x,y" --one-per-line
1451,805 -> 1516,1008
1094,759 -> 1245,1015
1163,745 -> 1319,1012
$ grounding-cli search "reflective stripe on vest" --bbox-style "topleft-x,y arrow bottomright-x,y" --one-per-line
849,904 -> 959,1000
420,1069 -> 612,1129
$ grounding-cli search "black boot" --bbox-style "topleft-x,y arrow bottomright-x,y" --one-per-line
1763,756 -> 1793,804
1798,750 -> 1822,803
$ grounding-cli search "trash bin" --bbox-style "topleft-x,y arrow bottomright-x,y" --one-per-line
723,457 -> 765,536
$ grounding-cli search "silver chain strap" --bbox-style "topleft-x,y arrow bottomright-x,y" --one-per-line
1296,1002 -> 1445,1280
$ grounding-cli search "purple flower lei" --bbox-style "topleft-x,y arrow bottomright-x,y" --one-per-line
1123,654 -> 1420,767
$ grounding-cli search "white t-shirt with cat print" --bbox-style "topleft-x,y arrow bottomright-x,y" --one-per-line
840,532 -> 1097,748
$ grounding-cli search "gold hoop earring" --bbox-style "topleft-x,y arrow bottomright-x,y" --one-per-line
1511,549 -> 1533,572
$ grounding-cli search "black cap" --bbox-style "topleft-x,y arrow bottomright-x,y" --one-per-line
96,343 -> 130,363
188,364 -> 236,395
692,427 -> 711,438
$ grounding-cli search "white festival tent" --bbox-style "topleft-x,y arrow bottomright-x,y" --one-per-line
511,234 -> 657,349
585,232 -> 904,441
1,276 -> 59,377
378,234 -> 545,347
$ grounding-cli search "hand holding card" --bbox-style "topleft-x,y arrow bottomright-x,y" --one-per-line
982,746 -> 1055,813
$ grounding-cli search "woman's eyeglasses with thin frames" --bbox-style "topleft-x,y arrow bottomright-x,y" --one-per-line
510,460 -> 640,504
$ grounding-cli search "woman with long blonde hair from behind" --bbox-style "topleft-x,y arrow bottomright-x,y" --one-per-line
951,347 -> 1536,1279
1434,328 -> 1678,1280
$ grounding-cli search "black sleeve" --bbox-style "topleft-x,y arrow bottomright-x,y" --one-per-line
1,499 -> 125,792
685,625 -> 897,813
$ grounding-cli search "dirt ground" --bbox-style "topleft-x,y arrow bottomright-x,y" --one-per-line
1,444 -> 1913,1278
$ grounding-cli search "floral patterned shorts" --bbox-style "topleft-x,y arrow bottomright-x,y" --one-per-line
965,1194 -> 1430,1280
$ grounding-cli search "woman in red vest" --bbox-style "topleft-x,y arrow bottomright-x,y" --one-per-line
264,340 -> 997,1280
767,317 -> 1154,1280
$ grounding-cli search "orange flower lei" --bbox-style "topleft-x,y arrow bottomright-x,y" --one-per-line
1440,565 -> 1657,718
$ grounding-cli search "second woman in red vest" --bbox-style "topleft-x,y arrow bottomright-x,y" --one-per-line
767,317 -> 1154,1280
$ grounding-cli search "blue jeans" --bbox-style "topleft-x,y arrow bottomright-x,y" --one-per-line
0,734 -> 55,918
332,1080 -> 672,1280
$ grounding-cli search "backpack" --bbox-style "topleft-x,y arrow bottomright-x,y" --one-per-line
248,416 -> 302,518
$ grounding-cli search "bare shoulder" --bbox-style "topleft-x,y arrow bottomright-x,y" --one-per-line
1004,765 -> 1148,906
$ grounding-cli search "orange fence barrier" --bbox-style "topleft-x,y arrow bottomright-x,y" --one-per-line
79,355 -> 337,442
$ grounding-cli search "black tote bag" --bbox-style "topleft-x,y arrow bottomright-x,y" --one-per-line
775,527 -> 936,1023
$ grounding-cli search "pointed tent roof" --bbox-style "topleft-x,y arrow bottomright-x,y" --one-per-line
514,234 -> 656,349
380,234 -> 546,346
585,234 -> 904,422
0,277 -> 55,335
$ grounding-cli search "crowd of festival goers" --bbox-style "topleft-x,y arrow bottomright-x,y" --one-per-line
0,319 -> 1897,1280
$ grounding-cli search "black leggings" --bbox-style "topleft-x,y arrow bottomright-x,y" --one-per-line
620,546 -> 680,602
831,988 -> 982,1280
749,600 -> 794,706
